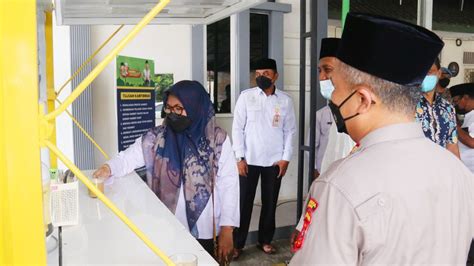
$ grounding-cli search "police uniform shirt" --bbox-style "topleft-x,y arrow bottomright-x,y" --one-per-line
290,122 -> 474,265
232,87 -> 296,166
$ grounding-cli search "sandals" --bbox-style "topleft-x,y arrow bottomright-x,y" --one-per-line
232,248 -> 243,260
257,243 -> 277,254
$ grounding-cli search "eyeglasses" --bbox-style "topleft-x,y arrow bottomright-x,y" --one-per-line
164,104 -> 185,115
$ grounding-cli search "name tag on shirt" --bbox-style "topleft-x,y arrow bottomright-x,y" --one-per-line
273,105 -> 281,127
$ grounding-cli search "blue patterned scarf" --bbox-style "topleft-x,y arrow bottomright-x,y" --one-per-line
141,80 -> 226,238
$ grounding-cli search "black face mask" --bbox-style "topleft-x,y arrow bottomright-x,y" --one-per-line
256,76 -> 273,90
165,113 -> 192,133
328,90 -> 359,134
439,78 -> 450,88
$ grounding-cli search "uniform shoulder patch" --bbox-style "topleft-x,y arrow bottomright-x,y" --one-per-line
291,198 -> 318,253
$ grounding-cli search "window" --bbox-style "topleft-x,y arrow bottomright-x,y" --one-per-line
207,17 -> 230,113
206,13 -> 269,113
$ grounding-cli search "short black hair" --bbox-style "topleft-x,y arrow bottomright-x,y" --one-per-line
449,83 -> 474,98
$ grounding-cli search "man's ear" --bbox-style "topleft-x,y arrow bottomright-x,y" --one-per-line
354,84 -> 377,114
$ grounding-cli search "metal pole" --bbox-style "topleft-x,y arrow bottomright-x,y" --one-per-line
45,11 -> 58,168
417,0 -> 433,30
297,0 -> 307,221
297,0 -> 328,221
0,0 -> 46,264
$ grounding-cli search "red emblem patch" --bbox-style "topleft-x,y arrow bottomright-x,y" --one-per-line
291,198 -> 318,253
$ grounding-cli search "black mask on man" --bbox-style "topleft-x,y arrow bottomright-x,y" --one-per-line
328,90 -> 360,134
256,76 -> 273,90
166,113 -> 192,133
439,78 -> 450,88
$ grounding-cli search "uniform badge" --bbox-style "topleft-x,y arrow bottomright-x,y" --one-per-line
291,198 -> 318,253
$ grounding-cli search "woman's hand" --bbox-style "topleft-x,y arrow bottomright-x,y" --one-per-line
217,226 -> 234,265
93,164 -> 112,179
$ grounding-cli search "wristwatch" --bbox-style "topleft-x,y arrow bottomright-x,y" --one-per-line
237,157 -> 245,162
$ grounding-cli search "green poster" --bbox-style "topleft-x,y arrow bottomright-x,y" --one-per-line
116,55 -> 156,151
116,55 -> 155,87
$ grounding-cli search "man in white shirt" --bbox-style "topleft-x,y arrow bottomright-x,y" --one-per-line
451,83 -> 474,172
313,106 -> 332,178
450,83 -> 474,265
232,58 -> 296,257
312,38 -> 339,179
290,12 -> 474,265
311,37 -> 357,178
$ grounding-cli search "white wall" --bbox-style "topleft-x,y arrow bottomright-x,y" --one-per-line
53,17 -> 75,170
437,32 -> 474,85
279,0 -> 305,201
90,24 -> 193,167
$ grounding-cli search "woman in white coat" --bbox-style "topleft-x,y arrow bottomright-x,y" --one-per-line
94,80 -> 239,264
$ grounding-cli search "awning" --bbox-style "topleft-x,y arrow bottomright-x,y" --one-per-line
55,0 -> 266,25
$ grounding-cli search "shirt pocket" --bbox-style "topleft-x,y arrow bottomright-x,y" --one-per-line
354,193 -> 391,252
247,104 -> 261,122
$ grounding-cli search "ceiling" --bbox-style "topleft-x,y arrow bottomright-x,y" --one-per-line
55,0 -> 266,25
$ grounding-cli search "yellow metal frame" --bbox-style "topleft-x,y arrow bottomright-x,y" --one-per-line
46,11 -> 58,167
50,20 -> 125,161
56,24 -> 125,97
39,0 -> 174,264
56,97 -> 110,159
0,0 -> 46,264
44,140 -> 173,264
2,0 -> 174,265
44,0 -> 170,122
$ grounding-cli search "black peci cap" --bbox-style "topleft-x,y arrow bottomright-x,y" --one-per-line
450,83 -> 474,98
255,58 -> 278,72
320,38 -> 340,59
337,12 -> 444,86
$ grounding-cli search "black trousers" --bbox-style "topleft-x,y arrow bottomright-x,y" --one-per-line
234,165 -> 282,249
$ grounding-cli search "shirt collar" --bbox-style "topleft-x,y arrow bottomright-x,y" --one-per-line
464,110 -> 474,122
359,122 -> 425,149
258,86 -> 279,97
421,92 -> 442,105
